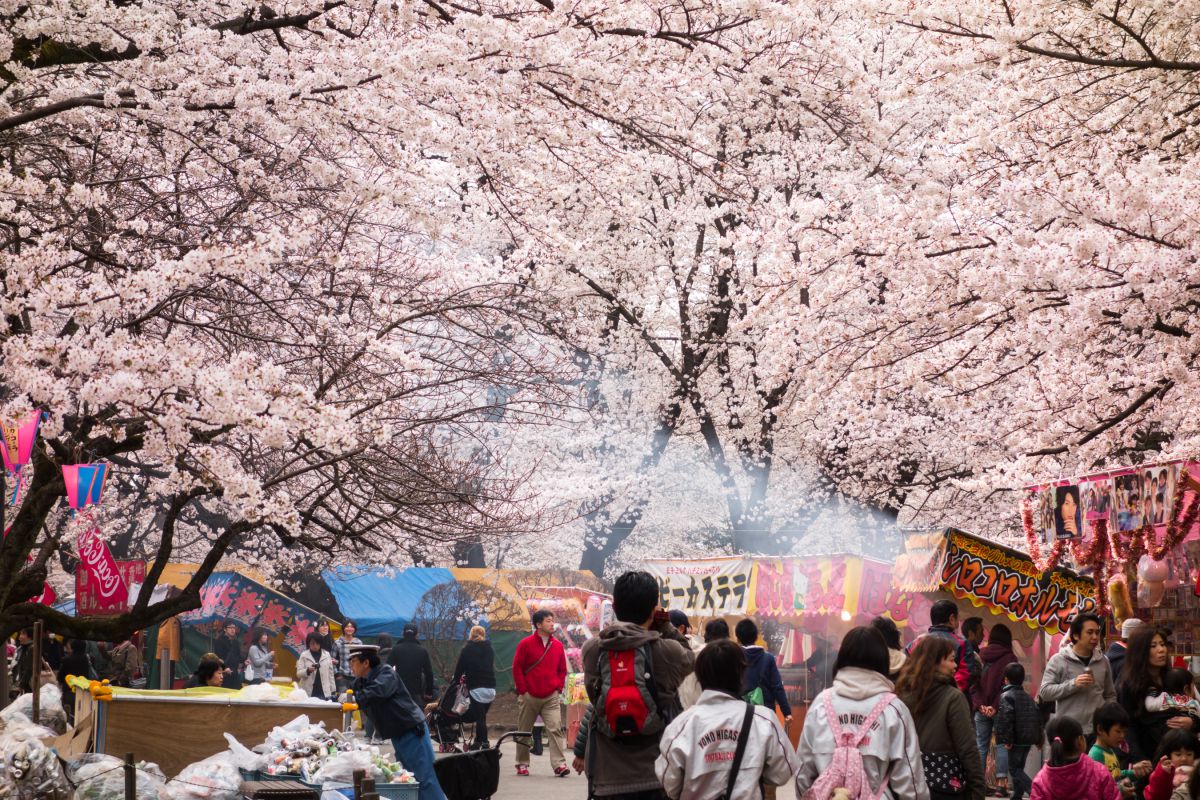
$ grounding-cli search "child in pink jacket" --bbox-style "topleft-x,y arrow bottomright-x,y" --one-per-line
1031,717 -> 1120,800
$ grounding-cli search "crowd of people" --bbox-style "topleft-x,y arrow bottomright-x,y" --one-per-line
14,578 -> 1200,800
521,583 -> 1200,800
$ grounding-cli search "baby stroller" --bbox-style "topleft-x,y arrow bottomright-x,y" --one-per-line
434,730 -> 528,800
427,679 -> 471,753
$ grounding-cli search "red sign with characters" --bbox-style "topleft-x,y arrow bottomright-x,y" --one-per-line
76,541 -> 144,616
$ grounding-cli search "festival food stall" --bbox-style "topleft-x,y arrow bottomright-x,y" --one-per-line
322,566 -> 537,692
896,528 -> 1099,692
145,564 -> 341,688
69,679 -> 345,777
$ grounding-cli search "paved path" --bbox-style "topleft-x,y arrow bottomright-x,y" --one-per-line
485,738 -> 799,800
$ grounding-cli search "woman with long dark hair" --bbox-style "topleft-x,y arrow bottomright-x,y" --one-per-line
896,636 -> 985,800
1116,627 -> 1199,764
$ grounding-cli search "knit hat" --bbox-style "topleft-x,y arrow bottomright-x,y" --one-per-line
1121,618 -> 1147,638
668,609 -> 690,630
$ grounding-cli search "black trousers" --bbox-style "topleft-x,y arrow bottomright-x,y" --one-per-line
468,697 -> 491,746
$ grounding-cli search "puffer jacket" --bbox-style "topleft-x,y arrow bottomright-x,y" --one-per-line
1029,755 -> 1120,800
903,675 -> 986,800
1038,646 -> 1115,734
794,666 -> 927,800
656,690 -> 799,800
582,621 -> 695,797
993,684 -> 1041,747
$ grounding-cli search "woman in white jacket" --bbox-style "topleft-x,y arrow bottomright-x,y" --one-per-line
795,626 -> 928,800
656,639 -> 799,799
296,632 -> 336,700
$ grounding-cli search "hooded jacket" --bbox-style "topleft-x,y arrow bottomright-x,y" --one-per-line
1038,645 -> 1115,734
794,666 -> 927,800
970,644 -> 1018,712
741,646 -> 792,716
582,621 -> 695,797
1029,755 -> 1121,800
656,690 -> 799,800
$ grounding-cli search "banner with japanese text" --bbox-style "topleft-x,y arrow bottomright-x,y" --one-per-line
77,558 -> 144,616
645,557 -> 753,617
179,570 -> 330,655
940,529 -> 1095,634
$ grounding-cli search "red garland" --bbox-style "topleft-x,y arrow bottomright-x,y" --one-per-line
1022,498 -> 1066,572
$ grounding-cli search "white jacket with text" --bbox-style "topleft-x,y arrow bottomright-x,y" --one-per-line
656,689 -> 799,800
794,667 -> 928,800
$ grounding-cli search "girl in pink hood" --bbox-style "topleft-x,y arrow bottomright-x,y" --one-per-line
1030,717 -> 1121,800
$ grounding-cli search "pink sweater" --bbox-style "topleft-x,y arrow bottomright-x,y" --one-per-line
1030,756 -> 1121,800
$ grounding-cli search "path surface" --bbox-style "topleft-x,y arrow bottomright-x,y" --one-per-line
485,738 -> 799,800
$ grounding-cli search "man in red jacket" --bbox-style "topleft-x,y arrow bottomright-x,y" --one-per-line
513,609 -> 569,777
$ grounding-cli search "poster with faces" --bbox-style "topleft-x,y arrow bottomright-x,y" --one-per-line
1112,472 -> 1144,532
1053,484 -> 1083,540
1079,477 -> 1114,522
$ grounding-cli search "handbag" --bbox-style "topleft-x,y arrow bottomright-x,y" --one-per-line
451,677 -> 471,716
922,751 -> 967,795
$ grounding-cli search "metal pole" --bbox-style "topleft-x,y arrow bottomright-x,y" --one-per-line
159,648 -> 170,690
124,752 -> 136,800
0,635 -> 9,709
31,620 -> 43,724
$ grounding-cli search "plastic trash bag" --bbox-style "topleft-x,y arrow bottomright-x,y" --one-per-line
222,732 -> 265,772
168,753 -> 242,800
71,757 -> 172,800
0,715 -> 70,800
1,683 -> 68,734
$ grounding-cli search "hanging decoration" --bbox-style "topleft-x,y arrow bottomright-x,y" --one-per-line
62,462 -> 109,511
1024,469 -> 1198,571
0,410 -> 44,505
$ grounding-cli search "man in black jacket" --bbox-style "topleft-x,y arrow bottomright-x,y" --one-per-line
213,622 -> 244,690
349,646 -> 445,800
388,623 -> 436,703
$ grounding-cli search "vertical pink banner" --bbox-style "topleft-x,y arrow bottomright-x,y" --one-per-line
75,522 -> 130,614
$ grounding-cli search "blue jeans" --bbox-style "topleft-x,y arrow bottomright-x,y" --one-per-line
975,711 -> 1009,778
392,723 -> 446,800
1007,746 -> 1031,799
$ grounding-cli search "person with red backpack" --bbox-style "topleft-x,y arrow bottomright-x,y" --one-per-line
582,571 -> 695,800
513,608 -> 570,777
907,600 -> 972,692
795,626 -> 927,800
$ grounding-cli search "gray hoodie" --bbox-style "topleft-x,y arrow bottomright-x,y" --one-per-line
581,621 -> 695,797
1038,644 -> 1115,734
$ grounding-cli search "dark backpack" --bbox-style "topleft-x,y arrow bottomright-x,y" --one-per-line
595,644 -> 667,737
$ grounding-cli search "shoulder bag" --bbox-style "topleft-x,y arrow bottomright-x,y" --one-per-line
723,702 -> 757,800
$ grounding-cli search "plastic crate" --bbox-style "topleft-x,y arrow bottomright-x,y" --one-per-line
326,782 -> 420,799
239,769 -> 321,790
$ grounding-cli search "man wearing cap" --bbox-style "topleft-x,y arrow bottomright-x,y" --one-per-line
348,645 -> 445,800
388,623 -> 437,704
1107,618 -> 1145,686
670,610 -> 707,709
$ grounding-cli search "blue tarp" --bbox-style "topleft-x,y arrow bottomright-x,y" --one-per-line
322,566 -> 455,637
